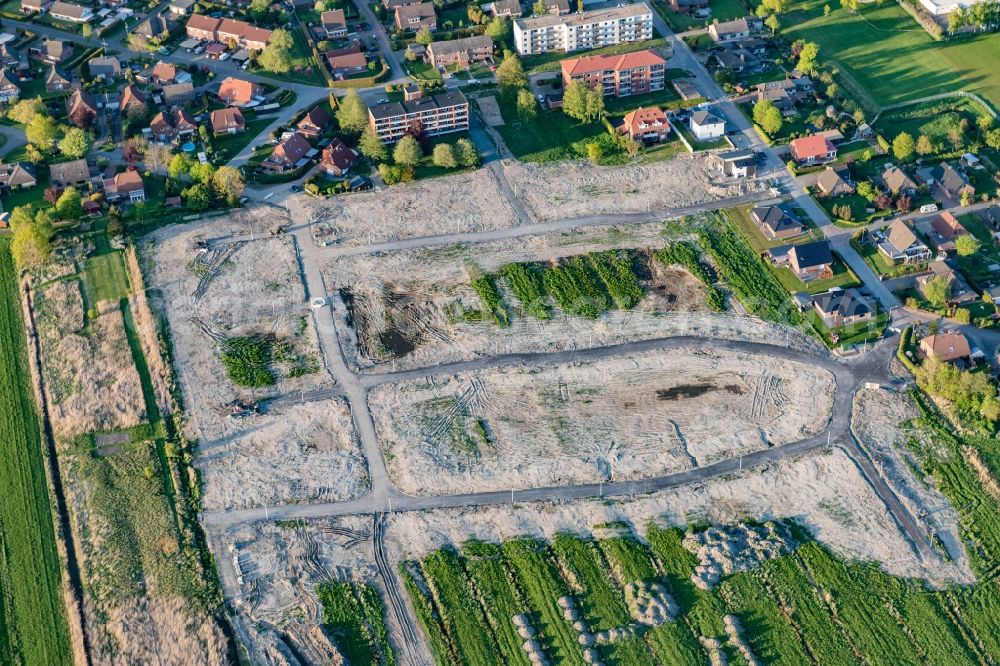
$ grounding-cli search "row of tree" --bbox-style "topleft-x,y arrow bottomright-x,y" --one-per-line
8,98 -> 93,162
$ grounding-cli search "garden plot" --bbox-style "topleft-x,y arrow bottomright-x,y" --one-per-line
369,347 -> 835,495
502,154 -> 767,222
197,398 -> 368,512
384,444 -> 970,585
302,167 -> 519,246
148,209 -> 330,442
324,219 -> 825,374
33,279 -> 145,439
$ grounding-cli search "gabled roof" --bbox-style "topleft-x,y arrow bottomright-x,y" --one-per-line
711,17 -> 750,35
321,8 -> 346,28
791,134 -> 834,159
0,162 -> 36,187
172,107 -> 197,130
211,106 -> 244,132
816,166 -> 850,194
151,61 -> 177,82
690,109 -> 723,127
428,34 -> 493,57
298,106 -> 331,130
813,288 -> 871,319
48,158 -> 90,184
0,69 -> 18,91
934,161 -> 971,195
113,169 -> 144,193
148,111 -> 175,135
35,39 -> 70,61
45,64 -> 69,87
50,1 -> 89,19
882,164 -> 916,193
560,48 -> 665,77
886,219 -> 922,253
395,2 -> 436,21
921,331 -> 971,362
120,84 -> 146,110
621,106 -> 668,134
217,76 -> 260,104
789,240 -> 833,269
752,205 -> 801,234
271,132 -> 311,164
67,88 -> 97,127
321,138 -> 358,171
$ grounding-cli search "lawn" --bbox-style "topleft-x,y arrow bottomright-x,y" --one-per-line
654,0 -> 748,32
727,204 -> 822,252
851,231 -> 927,278
781,0 -> 1000,113
817,192 -> 884,225
521,38 -> 665,74
772,255 -> 861,295
211,118 -> 273,163
873,97 -> 992,159
807,308 -> 889,347
81,250 -> 131,304
603,87 -> 682,114
955,213 -> 1000,289
1,172 -> 50,212
405,58 -> 442,81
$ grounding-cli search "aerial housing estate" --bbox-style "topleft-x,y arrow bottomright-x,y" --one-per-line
513,2 -> 654,55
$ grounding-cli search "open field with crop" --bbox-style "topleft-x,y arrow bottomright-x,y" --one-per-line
0,240 -> 72,666
370,347 -> 835,495
317,581 -> 394,665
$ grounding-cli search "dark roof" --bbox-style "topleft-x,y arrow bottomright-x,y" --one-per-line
814,288 -> 871,318
369,90 -> 467,119
752,205 -> 801,234
789,240 -> 833,269
934,161 -> 971,195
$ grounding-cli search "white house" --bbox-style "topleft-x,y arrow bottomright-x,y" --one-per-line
919,0 -> 984,14
689,110 -> 725,140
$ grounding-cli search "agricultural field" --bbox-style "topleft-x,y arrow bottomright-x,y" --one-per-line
0,240 -> 72,666
781,0 -> 1000,112
317,581 -> 394,665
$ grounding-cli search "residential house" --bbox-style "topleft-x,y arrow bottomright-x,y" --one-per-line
933,161 -> 974,201
427,35 -> 493,69
210,107 -> 245,134
512,3 -> 654,55
217,77 -> 262,107
708,17 -> 760,43
326,44 -> 368,76
49,1 -> 92,22
103,170 -> 146,202
0,70 -> 19,103
44,65 -> 70,92
787,240 -> 834,281
88,55 -> 121,78
185,14 -> 272,50
0,162 -> 36,189
878,219 -> 931,264
383,0 -> 420,8
148,111 -> 178,142
789,134 -> 836,165
961,152 -> 980,169
151,61 -> 178,85
0,42 -> 27,71
135,16 -> 175,41
297,106 -> 331,139
394,2 -> 436,31
162,82 -> 195,104
668,0 -> 708,13
920,331 -> 972,365
67,88 -> 97,128
318,138 -> 358,177
20,0 -> 51,13
119,84 -> 147,114
368,89 -> 469,142
262,133 -> 313,172
752,205 -> 803,239
916,259 -> 976,305
881,164 -> 917,196
490,0 -> 523,17
982,204 -> 1000,230
560,49 -> 665,98
926,210 -> 970,253
543,0 -> 571,12
619,106 -> 670,143
168,0 -> 196,14
689,110 -> 725,140
172,107 -> 197,135
48,158 -> 90,188
321,9 -> 347,38
205,43 -> 227,59
30,39 -> 72,64
716,149 -> 756,178
813,288 -> 873,328
816,165 -> 854,197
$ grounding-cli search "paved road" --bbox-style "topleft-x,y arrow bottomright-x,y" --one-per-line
0,123 -> 26,161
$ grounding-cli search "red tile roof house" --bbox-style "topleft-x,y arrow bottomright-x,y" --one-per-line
321,9 -> 348,38
211,107 -> 245,134
326,46 -> 368,77
927,210 -> 970,253
150,61 -> 177,85
147,109 -> 196,142
217,76 -> 262,107
262,133 -> 312,173
103,170 -> 146,203
297,106 -> 331,139
185,14 -> 272,50
394,2 -> 436,31
619,106 -> 670,143
561,49 -> 666,98
790,134 -> 837,165
319,138 -> 358,177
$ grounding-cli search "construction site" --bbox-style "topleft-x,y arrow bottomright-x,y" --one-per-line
368,347 -> 836,495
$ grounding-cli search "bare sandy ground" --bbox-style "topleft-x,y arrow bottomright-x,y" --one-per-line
502,155 -> 768,222
370,347 -> 835,495
197,398 -> 369,512
304,168 -> 519,246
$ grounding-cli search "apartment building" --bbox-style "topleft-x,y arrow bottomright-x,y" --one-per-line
186,14 -> 272,50
560,48 -> 665,97
367,89 -> 469,142
513,3 -> 653,55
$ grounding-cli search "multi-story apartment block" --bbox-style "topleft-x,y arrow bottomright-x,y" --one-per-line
512,3 -> 653,55
560,48 -> 665,97
367,89 -> 469,143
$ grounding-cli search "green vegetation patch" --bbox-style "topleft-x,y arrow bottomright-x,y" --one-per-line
82,250 -> 131,304
317,581 -> 395,665
220,336 -> 276,388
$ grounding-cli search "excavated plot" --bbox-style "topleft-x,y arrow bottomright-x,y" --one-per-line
369,347 -> 836,496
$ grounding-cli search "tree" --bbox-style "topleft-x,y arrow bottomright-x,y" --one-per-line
562,80 -> 603,122
25,144 -> 43,165
168,153 -> 193,179
468,4 -> 485,22
840,0 -> 858,11
856,180 -> 877,202
761,0 -> 783,12
987,128 -> 1000,150
823,3 -> 831,15
516,87 -> 537,119
532,0 -> 546,13
123,135 -> 147,165
586,141 -> 602,164
978,114 -> 994,133
212,166 -> 244,206
496,55 -> 527,90
336,90 -> 369,135
892,131 -> 915,161
455,138 -> 479,167
259,29 -> 294,73
10,207 -> 53,270
8,97 -> 44,125
25,113 -> 57,149
182,183 -> 211,210
915,134 -> 935,156
415,26 -> 433,45
188,162 -> 215,184
752,99 -> 782,135
485,16 -> 510,40
145,143 -> 172,174
55,186 -> 83,221
58,127 -> 92,158
923,275 -> 952,308
249,0 -> 270,21
764,14 -> 780,33
796,42 -> 819,74
359,125 -> 387,161
897,193 -> 913,212
956,234 -> 981,256
393,135 -> 422,166
432,143 -> 457,168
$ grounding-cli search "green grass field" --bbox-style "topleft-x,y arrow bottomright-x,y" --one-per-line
782,0 -> 1000,112
0,240 -> 72,666
82,250 -> 131,304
